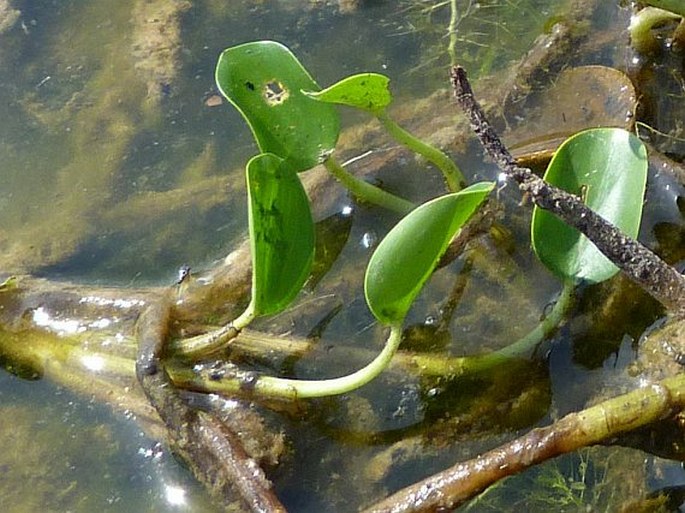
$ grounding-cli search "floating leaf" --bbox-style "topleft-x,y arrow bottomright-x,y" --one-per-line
247,153 -> 315,316
216,40 -> 340,171
531,127 -> 648,283
365,182 -> 495,325
304,73 -> 392,114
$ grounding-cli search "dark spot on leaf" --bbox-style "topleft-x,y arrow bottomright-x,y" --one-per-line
246,81 -> 255,91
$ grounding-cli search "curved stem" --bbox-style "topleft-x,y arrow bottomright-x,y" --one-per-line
323,157 -> 415,214
494,280 -> 575,359
173,323 -> 404,400
376,110 -> 466,192
171,285 -> 574,397
170,303 -> 255,359
629,7 -> 681,54
639,0 -> 685,17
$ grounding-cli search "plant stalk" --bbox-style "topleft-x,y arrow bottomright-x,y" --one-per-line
639,0 -> 685,17
170,281 -> 573,400
323,156 -> 415,214
495,280 -> 575,359
629,7 -> 681,54
173,323 -> 404,400
362,372 -> 685,513
172,305 -> 254,359
376,110 -> 466,192
448,0 -> 459,66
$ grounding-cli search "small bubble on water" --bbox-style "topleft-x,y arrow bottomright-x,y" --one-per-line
361,231 -> 377,249
426,387 -> 440,398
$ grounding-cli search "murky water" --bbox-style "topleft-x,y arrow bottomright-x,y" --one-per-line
1,1 -> 684,512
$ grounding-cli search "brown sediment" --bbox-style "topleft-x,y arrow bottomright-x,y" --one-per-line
131,0 -> 192,103
0,0 -> 19,34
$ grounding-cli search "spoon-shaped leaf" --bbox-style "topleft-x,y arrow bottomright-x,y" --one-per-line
247,153 -> 315,316
531,127 -> 648,283
365,182 -> 495,325
216,40 -> 340,172
304,73 -> 392,115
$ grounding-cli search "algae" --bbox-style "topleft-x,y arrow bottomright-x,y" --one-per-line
0,0 -> 19,34
1,1 -> 683,511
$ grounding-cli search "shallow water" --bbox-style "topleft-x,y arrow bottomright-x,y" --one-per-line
1,1 -> 684,512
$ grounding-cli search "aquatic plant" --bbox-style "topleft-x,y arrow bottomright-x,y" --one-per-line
639,0 -> 685,17
162,40 -> 654,401
629,5 -> 682,54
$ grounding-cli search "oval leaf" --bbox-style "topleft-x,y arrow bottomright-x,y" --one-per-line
365,182 -> 495,325
216,41 -> 340,172
247,153 -> 315,316
304,73 -> 392,114
531,127 -> 648,283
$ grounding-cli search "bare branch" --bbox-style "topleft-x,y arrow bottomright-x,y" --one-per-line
450,65 -> 685,317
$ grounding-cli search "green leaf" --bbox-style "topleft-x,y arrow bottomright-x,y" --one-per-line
304,73 -> 392,114
216,41 -> 340,172
247,153 -> 315,316
531,127 -> 648,283
365,182 -> 495,325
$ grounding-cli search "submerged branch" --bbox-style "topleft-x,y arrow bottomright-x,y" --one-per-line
362,372 -> 685,513
136,297 -> 287,513
450,65 -> 685,317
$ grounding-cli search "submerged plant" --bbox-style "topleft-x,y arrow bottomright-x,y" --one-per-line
172,40 -> 490,398
163,40 -> 652,401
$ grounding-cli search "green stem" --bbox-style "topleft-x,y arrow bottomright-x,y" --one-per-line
495,280 -> 575,359
448,0 -> 459,67
376,110 -> 466,192
170,303 -> 255,359
173,323 -> 404,400
402,281 -> 575,376
639,0 -> 685,17
171,283 -> 574,396
323,157 -> 415,215
629,6 -> 681,54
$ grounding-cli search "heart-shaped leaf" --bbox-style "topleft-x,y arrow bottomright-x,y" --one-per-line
531,127 -> 648,283
304,73 -> 392,114
365,182 -> 495,325
247,153 -> 315,316
216,41 -> 340,172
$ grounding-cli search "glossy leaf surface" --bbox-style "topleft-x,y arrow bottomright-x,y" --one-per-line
531,127 -> 648,283
216,40 -> 340,172
304,73 -> 392,114
365,182 -> 495,325
247,153 -> 315,316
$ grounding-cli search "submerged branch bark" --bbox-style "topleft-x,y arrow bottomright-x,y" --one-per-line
136,297 -> 287,513
362,373 -> 685,513
450,66 -> 685,317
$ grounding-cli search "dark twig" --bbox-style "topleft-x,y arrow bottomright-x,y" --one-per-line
136,297 -> 287,513
450,65 -> 685,317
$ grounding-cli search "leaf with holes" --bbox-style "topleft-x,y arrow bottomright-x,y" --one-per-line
216,40 -> 340,172
365,182 -> 495,325
247,153 -> 315,316
531,127 -> 648,283
304,73 -> 392,115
